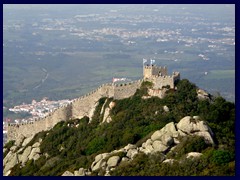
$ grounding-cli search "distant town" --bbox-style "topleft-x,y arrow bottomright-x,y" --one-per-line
3,98 -> 72,138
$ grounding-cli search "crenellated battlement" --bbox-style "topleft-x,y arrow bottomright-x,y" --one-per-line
7,80 -> 142,141
7,64 -> 179,142
143,64 -> 180,90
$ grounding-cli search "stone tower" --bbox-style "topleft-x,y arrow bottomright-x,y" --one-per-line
143,64 -> 180,90
143,65 -> 168,80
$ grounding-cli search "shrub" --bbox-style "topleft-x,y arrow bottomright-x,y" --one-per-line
211,150 -> 234,165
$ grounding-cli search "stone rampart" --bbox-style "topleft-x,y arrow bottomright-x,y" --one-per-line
113,80 -> 142,99
7,104 -> 72,141
154,76 -> 174,89
71,83 -> 114,120
7,81 -> 141,141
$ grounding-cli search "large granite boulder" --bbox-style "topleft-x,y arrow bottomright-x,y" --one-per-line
91,153 -> 110,172
78,168 -> 86,176
33,154 -> 40,161
161,134 -> 174,146
107,156 -> 120,167
177,116 -> 214,144
4,151 -> 14,167
186,152 -> 202,159
124,144 -> 137,151
3,153 -> 18,175
91,159 -> 106,171
28,147 -> 40,160
22,135 -> 34,147
176,116 -> 193,134
74,168 -> 86,176
62,171 -> 74,176
177,116 -> 209,134
151,130 -> 163,141
102,108 -> 112,123
152,140 -> 169,153
10,145 -> 17,152
194,131 -> 214,144
20,146 -> 32,164
15,134 -> 25,147
151,122 -> 178,141
126,148 -> 138,159
32,142 -> 40,148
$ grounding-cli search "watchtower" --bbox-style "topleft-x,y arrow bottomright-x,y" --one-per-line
143,65 -> 168,80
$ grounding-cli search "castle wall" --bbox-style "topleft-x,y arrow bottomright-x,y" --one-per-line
152,66 -> 168,76
153,76 -> 174,89
7,82 -> 140,141
7,104 -> 73,141
7,66 -> 180,141
71,83 -> 114,120
113,80 -> 142,99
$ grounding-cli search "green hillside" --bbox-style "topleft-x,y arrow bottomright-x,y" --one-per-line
4,79 -> 235,176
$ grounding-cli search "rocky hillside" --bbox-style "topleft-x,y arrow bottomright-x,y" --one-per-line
3,79 -> 235,176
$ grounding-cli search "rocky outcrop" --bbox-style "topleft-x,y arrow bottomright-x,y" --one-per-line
109,101 -> 116,109
3,135 -> 42,176
5,114 -> 214,176
87,116 -> 213,175
176,116 -> 214,144
162,159 -> 175,164
101,100 -> 115,124
152,140 -> 169,153
62,171 -> 74,176
126,148 -> 138,159
74,168 -> 86,176
22,135 -> 34,147
186,152 -> 203,159
15,134 -> 25,147
107,156 -> 120,168
20,146 -> 32,165
141,116 -> 214,155
102,108 -> 112,123
89,102 -> 99,123
197,89 -> 210,100
163,105 -> 169,112
91,153 -> 110,171
60,116 -> 214,176
3,151 -> 18,175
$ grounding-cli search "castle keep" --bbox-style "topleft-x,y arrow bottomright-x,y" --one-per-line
143,65 -> 180,89
7,65 -> 180,141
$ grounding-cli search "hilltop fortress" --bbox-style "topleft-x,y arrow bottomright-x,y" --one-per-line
7,65 -> 180,141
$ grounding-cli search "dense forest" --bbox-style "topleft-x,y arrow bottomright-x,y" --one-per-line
4,79 -> 235,176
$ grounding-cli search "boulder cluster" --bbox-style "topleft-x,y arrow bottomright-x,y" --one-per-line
3,135 -> 42,176
62,116 -> 214,176
3,115 -> 214,176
